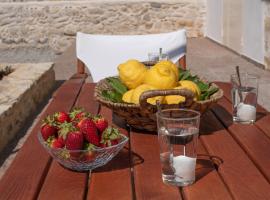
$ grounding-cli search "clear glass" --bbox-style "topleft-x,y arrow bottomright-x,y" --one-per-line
148,52 -> 168,62
157,109 -> 200,187
231,73 -> 259,124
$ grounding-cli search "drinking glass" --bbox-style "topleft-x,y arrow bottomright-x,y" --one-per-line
157,108 -> 200,186
231,73 -> 259,124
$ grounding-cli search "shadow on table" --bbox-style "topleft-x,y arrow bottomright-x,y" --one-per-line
113,112 -> 158,135
198,109 -> 229,135
196,154 -> 223,181
93,146 -> 144,173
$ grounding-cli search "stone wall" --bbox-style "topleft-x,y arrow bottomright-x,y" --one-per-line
265,1 -> 270,69
0,0 -> 206,56
0,63 -> 55,152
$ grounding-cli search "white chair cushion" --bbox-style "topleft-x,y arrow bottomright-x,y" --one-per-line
76,29 -> 186,82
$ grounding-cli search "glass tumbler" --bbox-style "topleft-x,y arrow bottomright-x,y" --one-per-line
231,73 -> 259,124
157,108 -> 200,187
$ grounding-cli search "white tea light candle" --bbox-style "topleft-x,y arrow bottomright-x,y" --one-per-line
237,103 -> 256,121
173,155 -> 196,182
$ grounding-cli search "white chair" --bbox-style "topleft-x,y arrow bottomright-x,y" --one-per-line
76,29 -> 187,82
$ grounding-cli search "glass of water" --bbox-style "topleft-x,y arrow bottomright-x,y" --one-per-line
231,73 -> 259,124
157,108 -> 200,187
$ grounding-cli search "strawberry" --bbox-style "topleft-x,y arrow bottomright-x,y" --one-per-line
81,143 -> 96,162
65,131 -> 84,150
69,108 -> 85,121
100,127 -> 121,147
55,111 -> 70,123
41,116 -> 57,141
47,137 -> 64,149
58,135 -> 66,145
58,122 -> 77,144
79,119 -> 100,146
93,115 -> 108,133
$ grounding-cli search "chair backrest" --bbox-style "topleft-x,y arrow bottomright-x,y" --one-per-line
76,29 -> 187,82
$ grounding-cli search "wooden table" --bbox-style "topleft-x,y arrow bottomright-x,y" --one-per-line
0,74 -> 270,200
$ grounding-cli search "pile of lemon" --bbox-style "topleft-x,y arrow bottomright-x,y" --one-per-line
118,59 -> 200,105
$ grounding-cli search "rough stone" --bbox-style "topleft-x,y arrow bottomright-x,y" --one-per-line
0,0 -> 206,55
150,2 -> 162,8
0,63 -> 55,153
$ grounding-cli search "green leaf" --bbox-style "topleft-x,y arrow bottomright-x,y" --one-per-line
208,87 -> 219,96
195,80 -> 209,92
199,87 -> 219,100
101,90 -> 123,103
199,92 -> 208,101
179,70 -> 191,80
106,77 -> 127,95
185,75 -> 199,82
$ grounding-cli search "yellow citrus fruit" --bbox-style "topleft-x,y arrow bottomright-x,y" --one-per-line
118,59 -> 148,89
178,80 -> 201,100
131,84 -> 163,105
164,86 -> 186,104
143,64 -> 177,89
155,60 -> 179,80
122,89 -> 134,103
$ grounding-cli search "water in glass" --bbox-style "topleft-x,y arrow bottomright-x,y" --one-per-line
159,126 -> 199,186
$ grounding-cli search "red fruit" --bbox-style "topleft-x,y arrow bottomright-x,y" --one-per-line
50,138 -> 65,149
69,108 -> 84,121
65,131 -> 84,150
69,108 -> 92,122
55,111 -> 70,123
100,127 -> 121,147
80,119 -> 100,146
41,116 -> 57,141
77,119 -> 85,129
41,125 -> 57,141
83,151 -> 96,162
58,122 -> 79,146
111,139 -> 120,146
58,135 -> 65,145
93,115 -> 108,133
81,143 -> 96,162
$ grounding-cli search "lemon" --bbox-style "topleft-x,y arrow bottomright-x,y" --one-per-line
164,86 -> 186,104
143,64 -> 177,89
131,84 -> 163,105
178,80 -> 201,100
118,59 -> 148,89
122,89 -> 134,103
155,60 -> 179,80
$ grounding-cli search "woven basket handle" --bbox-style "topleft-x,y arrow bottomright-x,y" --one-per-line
139,88 -> 195,110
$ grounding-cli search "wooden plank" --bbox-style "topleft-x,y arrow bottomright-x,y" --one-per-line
0,77 -> 86,200
87,105 -> 132,200
183,125 -> 233,200
38,83 -> 98,200
200,110 -> 270,199
75,83 -> 100,115
37,164 -> 88,200
130,131 -> 181,200
211,96 -> 270,182
256,115 -> 270,138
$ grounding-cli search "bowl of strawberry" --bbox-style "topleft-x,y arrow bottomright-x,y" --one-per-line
38,108 -> 128,171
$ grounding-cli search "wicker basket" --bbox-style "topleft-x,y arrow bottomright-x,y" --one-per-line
94,76 -> 223,132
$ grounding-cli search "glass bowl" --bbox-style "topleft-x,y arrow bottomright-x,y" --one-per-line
37,132 -> 129,171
